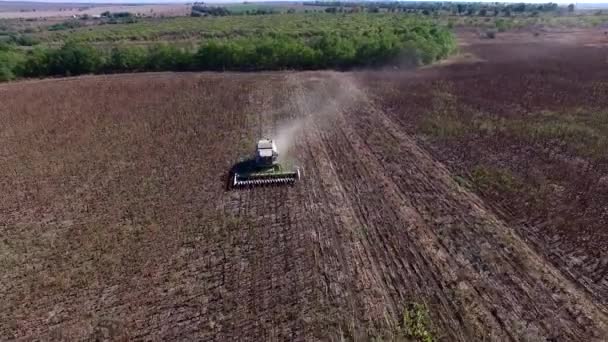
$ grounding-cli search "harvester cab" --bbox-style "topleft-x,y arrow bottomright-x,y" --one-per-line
255,139 -> 279,167
232,138 -> 300,188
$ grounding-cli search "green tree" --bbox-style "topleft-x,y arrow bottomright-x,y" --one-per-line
0,52 -> 16,81
21,47 -> 51,77
195,41 -> 246,70
147,44 -> 192,71
315,34 -> 356,68
108,46 -> 147,71
49,42 -> 103,76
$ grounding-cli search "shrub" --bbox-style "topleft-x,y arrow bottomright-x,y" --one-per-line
20,47 -> 52,77
101,11 -> 133,18
0,65 -> 13,81
49,20 -> 83,31
6,34 -> 40,46
0,48 -> 25,81
495,19 -> 509,32
195,41 -> 249,70
191,6 -> 231,17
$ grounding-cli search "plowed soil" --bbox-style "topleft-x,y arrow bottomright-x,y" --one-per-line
1,29 -> 607,340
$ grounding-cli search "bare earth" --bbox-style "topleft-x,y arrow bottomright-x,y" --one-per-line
1,29 -> 607,340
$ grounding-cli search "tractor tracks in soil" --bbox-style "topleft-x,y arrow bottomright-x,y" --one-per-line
110,71 -> 608,341
277,71 -> 608,340
2,70 -> 608,340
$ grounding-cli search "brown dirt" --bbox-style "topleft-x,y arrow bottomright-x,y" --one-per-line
362,27 -> 608,313
1,29 -> 608,340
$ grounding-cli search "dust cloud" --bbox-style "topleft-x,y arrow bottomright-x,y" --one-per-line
274,118 -> 306,162
271,73 -> 362,162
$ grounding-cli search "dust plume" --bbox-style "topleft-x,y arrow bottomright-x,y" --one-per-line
272,73 -> 362,162
274,118 -> 307,162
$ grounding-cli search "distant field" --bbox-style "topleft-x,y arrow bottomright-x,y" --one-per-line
3,8 -> 606,45
29,13 -> 444,43
0,1 -> 320,19
223,2 -> 322,13
0,1 -> 91,12
0,2 -> 191,19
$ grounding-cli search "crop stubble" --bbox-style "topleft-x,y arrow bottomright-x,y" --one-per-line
1,31 -> 608,340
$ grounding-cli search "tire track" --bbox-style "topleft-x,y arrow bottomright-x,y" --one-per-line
294,73 -> 474,339
327,73 -> 608,340
272,71 -> 608,340
216,75 -> 322,340
286,72 -> 407,338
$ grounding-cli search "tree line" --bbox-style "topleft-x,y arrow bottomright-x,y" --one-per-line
191,5 -> 233,17
0,23 -> 455,81
191,4 -> 279,17
308,1 -> 564,16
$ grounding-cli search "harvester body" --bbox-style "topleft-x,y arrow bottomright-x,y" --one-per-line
232,138 -> 300,187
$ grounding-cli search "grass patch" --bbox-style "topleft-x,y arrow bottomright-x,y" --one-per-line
419,115 -> 468,138
423,105 -> 608,160
474,109 -> 608,159
470,166 -> 523,196
399,302 -> 435,342
513,110 -> 608,158
420,84 -> 469,138
335,302 -> 437,341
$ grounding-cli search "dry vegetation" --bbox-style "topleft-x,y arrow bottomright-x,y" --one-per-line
1,28 -> 608,340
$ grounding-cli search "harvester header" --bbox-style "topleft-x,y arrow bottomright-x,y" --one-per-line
232,138 -> 300,188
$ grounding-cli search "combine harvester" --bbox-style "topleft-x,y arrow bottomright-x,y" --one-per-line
232,138 -> 300,188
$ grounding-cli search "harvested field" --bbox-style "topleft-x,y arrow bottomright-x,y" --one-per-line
1,28 -> 608,340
